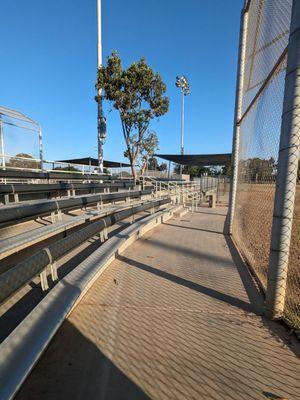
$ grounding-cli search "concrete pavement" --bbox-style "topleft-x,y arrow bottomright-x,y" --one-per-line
16,207 -> 300,400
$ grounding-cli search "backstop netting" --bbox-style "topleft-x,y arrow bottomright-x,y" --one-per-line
0,106 -> 42,171
232,0 -> 300,329
233,0 -> 292,286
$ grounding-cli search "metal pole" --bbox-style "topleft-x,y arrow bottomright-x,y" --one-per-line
97,0 -> 104,174
0,120 -> 5,169
227,7 -> 248,234
265,0 -> 300,319
38,126 -> 43,171
180,91 -> 185,177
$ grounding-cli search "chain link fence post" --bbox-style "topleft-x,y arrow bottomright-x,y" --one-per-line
228,5 -> 249,234
266,0 -> 300,319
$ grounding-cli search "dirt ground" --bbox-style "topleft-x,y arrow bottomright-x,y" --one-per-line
233,183 -> 300,329
286,189 -> 300,328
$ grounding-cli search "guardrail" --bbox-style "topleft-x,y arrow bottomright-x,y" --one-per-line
0,198 -> 170,305
0,189 -> 152,228
141,176 -> 205,208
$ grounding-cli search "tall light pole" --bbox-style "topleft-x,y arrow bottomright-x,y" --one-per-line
175,75 -> 191,177
97,0 -> 106,174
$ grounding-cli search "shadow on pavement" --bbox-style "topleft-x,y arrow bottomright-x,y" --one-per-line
117,254 -> 260,315
16,320 -> 150,400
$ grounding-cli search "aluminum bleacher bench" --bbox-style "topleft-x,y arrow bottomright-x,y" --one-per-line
0,181 -> 135,204
0,189 -> 152,228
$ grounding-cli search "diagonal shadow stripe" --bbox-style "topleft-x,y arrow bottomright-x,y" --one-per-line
117,255 -> 262,316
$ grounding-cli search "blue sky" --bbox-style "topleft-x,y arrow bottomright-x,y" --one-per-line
0,0 -> 243,163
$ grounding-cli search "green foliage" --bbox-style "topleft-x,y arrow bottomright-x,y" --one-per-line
147,157 -> 158,170
146,157 -> 167,172
140,131 -> 159,174
241,157 -> 276,182
221,164 -> 232,177
174,164 -> 211,177
97,51 -> 169,178
53,166 -> 81,172
157,162 -> 167,171
6,153 -> 40,170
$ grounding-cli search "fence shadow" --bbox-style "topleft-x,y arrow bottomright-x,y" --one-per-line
117,254 -> 259,315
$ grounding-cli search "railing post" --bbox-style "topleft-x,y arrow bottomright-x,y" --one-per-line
0,119 -> 5,169
38,126 -> 43,171
265,0 -> 300,319
228,6 -> 249,234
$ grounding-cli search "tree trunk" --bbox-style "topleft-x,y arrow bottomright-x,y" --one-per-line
131,163 -> 137,180
129,152 -> 137,180
141,157 -> 148,176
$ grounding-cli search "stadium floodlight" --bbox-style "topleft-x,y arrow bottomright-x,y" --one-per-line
175,75 -> 191,176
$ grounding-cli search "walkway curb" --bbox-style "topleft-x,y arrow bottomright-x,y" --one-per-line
0,205 -> 181,400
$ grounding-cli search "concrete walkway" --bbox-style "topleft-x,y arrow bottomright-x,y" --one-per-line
17,207 -> 300,400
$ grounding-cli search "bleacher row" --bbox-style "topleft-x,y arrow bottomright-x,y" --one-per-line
0,169 -> 136,204
0,169 -> 175,311
0,169 -> 114,181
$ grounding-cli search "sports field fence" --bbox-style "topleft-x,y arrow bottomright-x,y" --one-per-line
228,0 -> 300,330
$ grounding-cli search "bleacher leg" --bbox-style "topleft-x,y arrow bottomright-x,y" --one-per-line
50,262 -> 58,281
40,270 -> 49,291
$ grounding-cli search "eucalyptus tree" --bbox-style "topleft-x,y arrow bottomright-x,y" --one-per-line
97,51 -> 169,178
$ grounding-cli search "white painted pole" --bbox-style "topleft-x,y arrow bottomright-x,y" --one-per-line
97,0 -> 104,173
227,7 -> 249,234
180,91 -> 185,177
0,120 -> 5,169
266,0 -> 300,319
38,126 -> 43,171
97,0 -> 102,68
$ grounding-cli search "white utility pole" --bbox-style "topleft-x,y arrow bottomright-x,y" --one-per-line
97,0 -> 105,173
180,91 -> 185,161
176,75 -> 190,178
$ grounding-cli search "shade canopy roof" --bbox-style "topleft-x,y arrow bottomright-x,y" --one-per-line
155,153 -> 232,166
57,157 -> 131,168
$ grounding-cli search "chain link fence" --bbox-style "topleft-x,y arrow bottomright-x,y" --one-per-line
233,55 -> 288,285
230,0 -> 300,329
285,177 -> 300,329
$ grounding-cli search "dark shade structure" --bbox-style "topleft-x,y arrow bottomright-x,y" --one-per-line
155,153 -> 232,166
57,157 -> 131,168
